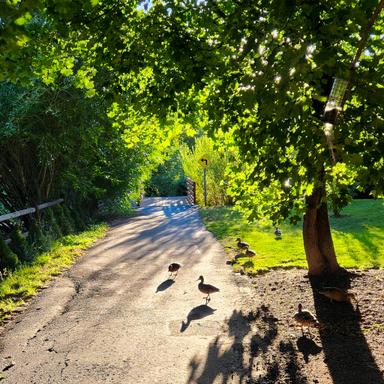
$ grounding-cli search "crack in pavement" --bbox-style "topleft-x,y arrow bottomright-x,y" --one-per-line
59,351 -> 70,379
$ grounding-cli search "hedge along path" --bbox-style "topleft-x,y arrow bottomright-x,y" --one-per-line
0,197 -> 254,384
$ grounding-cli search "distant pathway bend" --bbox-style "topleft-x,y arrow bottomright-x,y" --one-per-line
0,197 -> 253,384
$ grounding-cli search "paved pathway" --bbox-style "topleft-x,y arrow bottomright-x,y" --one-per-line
0,197 -> 252,384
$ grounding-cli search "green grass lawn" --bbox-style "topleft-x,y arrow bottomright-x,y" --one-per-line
200,199 -> 384,273
0,224 -> 107,320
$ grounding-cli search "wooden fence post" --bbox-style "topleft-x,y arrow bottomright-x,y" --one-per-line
186,178 -> 196,205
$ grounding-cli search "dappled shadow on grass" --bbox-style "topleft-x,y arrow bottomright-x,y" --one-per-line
346,231 -> 384,266
187,305 -> 309,384
310,273 -> 384,384
243,260 -> 254,269
329,200 -> 384,233
329,201 -> 384,266
204,202 -> 384,271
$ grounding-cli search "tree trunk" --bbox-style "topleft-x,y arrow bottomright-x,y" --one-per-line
303,186 -> 340,276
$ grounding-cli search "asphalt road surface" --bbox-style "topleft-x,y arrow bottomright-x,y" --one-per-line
0,197 -> 252,384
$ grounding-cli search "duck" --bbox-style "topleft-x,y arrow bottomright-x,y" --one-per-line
319,287 -> 358,304
245,248 -> 257,260
236,238 -> 249,252
168,263 -> 181,278
293,303 -> 320,335
274,227 -> 282,237
197,276 -> 220,303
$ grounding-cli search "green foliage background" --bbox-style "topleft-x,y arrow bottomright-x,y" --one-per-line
179,135 -> 231,206
145,151 -> 187,197
0,0 -> 383,271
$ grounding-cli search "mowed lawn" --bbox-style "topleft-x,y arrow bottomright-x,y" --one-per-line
200,199 -> 384,273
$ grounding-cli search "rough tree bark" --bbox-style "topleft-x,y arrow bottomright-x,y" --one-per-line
303,184 -> 341,276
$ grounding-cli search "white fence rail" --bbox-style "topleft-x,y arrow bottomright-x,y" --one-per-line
0,199 -> 64,223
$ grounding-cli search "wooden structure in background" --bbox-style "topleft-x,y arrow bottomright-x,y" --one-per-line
186,178 -> 196,205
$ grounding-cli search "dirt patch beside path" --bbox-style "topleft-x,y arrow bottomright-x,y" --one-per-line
191,269 -> 383,384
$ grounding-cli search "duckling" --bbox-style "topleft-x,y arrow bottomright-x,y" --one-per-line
274,227 -> 282,237
197,276 -> 220,303
319,287 -> 358,304
245,248 -> 257,261
293,303 -> 320,336
168,263 -> 181,278
236,238 -> 249,253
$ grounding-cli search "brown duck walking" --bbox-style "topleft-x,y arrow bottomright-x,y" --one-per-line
168,263 -> 181,278
236,238 -> 249,253
319,287 -> 358,304
293,303 -> 320,336
245,248 -> 256,261
197,276 -> 220,303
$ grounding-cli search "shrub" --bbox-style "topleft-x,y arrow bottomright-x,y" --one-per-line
97,193 -> 135,218
44,207 -> 62,238
28,219 -> 51,253
69,206 -> 86,231
54,205 -> 73,235
145,152 -> 186,197
9,226 -> 29,262
63,205 -> 76,230
0,236 -> 20,271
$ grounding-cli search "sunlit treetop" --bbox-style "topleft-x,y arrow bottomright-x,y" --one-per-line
1,1 -> 383,223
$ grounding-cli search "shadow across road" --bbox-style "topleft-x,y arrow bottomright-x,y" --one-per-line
187,306 -> 308,384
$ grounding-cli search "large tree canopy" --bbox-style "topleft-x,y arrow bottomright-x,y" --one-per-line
1,0 -> 383,274
189,0 -> 384,275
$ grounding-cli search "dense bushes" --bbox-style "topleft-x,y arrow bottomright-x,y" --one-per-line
53,205 -> 74,236
0,81 -> 163,219
179,135 -> 231,206
145,152 -> 187,197
0,237 -> 19,272
9,227 -> 29,262
0,80 -> 173,273
0,203 -> 92,272
44,207 -> 62,239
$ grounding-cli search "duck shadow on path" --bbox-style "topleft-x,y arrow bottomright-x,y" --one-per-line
180,305 -> 216,333
155,279 -> 175,293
